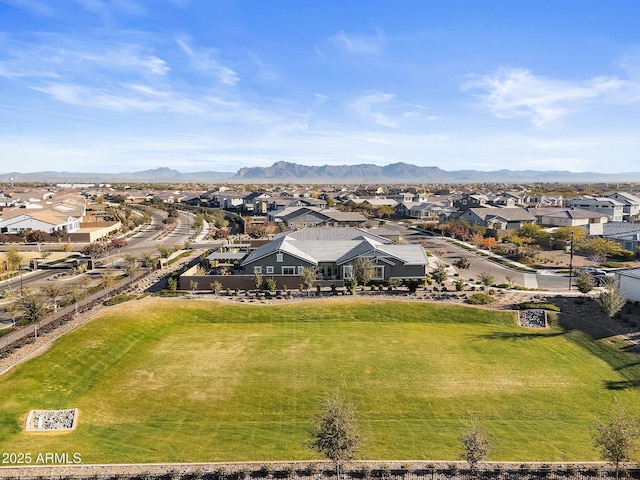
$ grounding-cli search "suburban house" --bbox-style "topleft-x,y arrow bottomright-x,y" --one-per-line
255,195 -> 327,215
407,202 -> 457,221
450,207 -> 536,230
0,193 -> 18,208
615,268 -> 640,302
604,192 -> 640,222
240,227 -> 430,282
270,207 -> 367,228
565,196 -> 624,222
0,208 -> 81,235
528,207 -> 609,227
453,193 -> 489,211
596,222 -> 640,254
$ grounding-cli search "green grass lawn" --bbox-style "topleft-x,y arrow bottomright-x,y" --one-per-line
0,297 -> 638,464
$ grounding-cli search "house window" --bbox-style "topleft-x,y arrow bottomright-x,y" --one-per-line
276,253 -> 283,262
266,266 -> 274,274
282,266 -> 296,275
297,266 -> 304,274
343,265 -> 353,279
373,266 -> 384,280
253,266 -> 262,274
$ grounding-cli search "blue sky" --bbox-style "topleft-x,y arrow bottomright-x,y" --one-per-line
1,0 -> 639,174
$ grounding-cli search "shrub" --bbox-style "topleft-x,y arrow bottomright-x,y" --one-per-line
0,327 -> 13,338
629,320 -> 637,328
405,279 -> 420,293
466,293 -> 495,305
603,261 -> 630,268
514,302 -> 560,312
263,277 -> 277,292
104,294 -> 137,306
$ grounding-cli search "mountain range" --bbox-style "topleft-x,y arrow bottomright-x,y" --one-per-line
2,162 -> 640,184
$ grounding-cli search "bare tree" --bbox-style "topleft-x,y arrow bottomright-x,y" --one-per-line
309,392 -> 361,480
598,279 -> 626,318
592,402 -> 640,479
460,418 -> 491,474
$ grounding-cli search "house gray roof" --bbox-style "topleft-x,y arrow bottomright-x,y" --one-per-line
605,191 -> 640,205
602,222 -> 640,236
529,207 -> 607,220
275,226 -> 392,243
242,227 -> 426,268
469,207 -> 536,222
616,267 -> 640,280
240,235 -> 318,266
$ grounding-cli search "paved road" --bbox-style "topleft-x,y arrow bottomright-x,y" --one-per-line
395,223 -> 571,291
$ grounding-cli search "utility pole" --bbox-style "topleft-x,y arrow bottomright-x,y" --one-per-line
568,231 -> 574,290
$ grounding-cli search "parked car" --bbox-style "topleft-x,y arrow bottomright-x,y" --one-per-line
577,267 -> 606,276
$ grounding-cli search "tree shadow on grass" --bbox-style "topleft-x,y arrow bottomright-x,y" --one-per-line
474,331 -> 566,341
614,361 -> 640,372
603,379 -> 640,390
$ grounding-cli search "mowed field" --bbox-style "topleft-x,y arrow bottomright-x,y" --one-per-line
0,297 -> 639,464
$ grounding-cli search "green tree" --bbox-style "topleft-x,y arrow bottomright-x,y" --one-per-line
209,281 -> 222,294
453,257 -> 471,272
577,237 -> 623,258
253,271 -> 263,290
598,279 -> 626,318
575,271 -> 596,295
5,247 -> 23,271
592,402 -> 640,479
477,271 -> 495,288
460,418 -> 491,474
302,267 -> 317,292
309,392 -> 361,480
431,261 -> 449,285
166,277 -> 178,293
16,288 -> 51,339
352,257 -> 374,287
41,283 -> 62,312
157,243 -> 172,259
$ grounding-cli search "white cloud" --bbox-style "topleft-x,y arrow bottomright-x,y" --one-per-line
349,91 -> 399,127
348,91 -> 425,128
462,67 -> 629,126
0,39 -> 169,80
177,36 -> 239,86
30,82 -> 204,113
326,29 -> 386,55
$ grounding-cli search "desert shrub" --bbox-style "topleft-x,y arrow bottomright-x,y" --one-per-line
263,277 -> 277,292
104,294 -> 137,306
603,261 -> 630,268
405,279 -> 420,293
514,302 -> 560,312
0,327 -> 13,338
466,293 -> 495,305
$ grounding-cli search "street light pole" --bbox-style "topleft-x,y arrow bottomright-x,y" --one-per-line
568,231 -> 574,290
